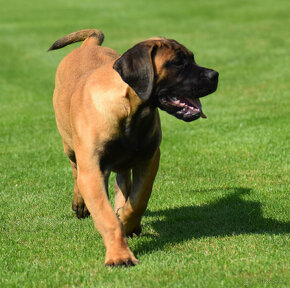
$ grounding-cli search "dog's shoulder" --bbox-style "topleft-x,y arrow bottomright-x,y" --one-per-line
69,64 -> 133,132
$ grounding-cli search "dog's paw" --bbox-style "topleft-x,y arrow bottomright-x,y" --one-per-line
105,249 -> 140,267
116,207 -> 142,237
126,225 -> 142,238
72,201 -> 90,219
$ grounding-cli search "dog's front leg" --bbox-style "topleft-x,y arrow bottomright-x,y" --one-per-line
75,147 -> 139,267
117,148 -> 160,236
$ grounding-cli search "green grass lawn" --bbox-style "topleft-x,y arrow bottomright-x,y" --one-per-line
0,0 -> 289,287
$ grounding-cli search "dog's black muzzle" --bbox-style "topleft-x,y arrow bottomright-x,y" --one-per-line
194,67 -> 219,98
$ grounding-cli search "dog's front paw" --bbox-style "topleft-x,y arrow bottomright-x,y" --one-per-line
105,247 -> 140,267
72,200 -> 90,219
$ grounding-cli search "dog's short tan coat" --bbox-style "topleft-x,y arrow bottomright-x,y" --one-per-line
49,29 -> 218,266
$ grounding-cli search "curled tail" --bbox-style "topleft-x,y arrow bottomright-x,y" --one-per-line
48,29 -> 104,51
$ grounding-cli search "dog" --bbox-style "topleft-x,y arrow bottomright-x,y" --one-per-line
49,29 -> 218,267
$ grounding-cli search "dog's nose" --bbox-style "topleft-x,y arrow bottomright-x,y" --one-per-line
206,70 -> 219,81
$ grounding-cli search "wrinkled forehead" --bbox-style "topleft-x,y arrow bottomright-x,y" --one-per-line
141,39 -> 192,75
145,37 -> 193,58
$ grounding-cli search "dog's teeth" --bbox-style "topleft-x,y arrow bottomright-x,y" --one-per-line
188,106 -> 196,111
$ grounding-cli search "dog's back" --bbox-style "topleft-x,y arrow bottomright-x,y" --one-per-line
50,30 -> 120,144
51,29 -> 119,96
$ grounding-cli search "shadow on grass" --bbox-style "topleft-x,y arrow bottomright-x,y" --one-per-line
136,187 -> 290,255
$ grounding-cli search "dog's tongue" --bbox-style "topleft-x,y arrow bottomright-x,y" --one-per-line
187,98 -> 207,119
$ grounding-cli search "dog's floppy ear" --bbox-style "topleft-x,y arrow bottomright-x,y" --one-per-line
113,43 -> 156,101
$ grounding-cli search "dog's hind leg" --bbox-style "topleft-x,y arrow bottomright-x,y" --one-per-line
63,141 -> 90,218
70,160 -> 90,219
114,170 -> 132,213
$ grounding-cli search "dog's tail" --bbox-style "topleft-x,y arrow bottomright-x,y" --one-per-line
48,29 -> 104,51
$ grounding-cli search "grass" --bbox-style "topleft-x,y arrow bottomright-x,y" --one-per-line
0,0 -> 289,287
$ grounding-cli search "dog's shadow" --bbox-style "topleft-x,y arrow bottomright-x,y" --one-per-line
135,187 -> 290,255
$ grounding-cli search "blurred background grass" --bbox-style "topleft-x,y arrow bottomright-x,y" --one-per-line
0,0 -> 289,287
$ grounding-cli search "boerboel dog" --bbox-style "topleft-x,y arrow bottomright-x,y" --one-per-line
49,29 -> 218,267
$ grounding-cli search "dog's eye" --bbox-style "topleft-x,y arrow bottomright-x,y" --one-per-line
171,57 -> 185,67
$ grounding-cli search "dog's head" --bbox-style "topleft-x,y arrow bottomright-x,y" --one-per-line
113,37 -> 218,122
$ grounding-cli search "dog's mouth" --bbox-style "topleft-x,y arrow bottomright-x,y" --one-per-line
158,96 -> 206,122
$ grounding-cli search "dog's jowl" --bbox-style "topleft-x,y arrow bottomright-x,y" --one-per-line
49,29 -> 218,267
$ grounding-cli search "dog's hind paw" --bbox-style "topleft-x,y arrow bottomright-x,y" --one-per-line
127,225 -> 142,238
72,201 -> 90,219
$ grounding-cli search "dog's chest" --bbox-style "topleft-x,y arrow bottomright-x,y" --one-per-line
100,110 -> 161,172
100,130 -> 160,173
